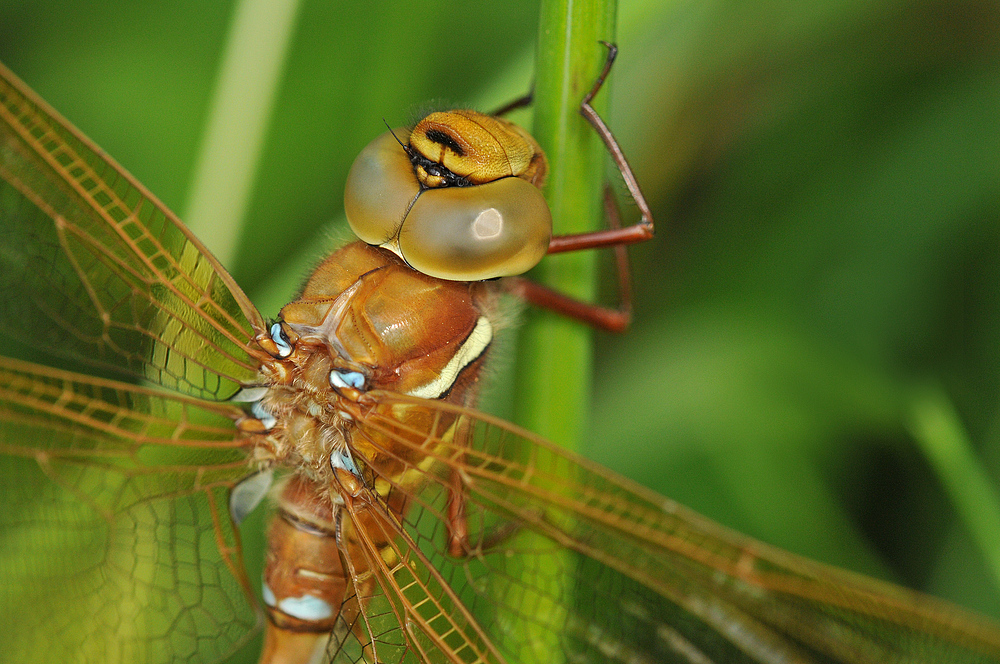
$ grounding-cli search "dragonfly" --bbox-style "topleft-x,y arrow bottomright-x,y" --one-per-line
1,44 -> 999,664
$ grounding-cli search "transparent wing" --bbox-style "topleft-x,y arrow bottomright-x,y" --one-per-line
0,356 -> 259,664
331,391 -> 1000,664
325,491 -> 505,664
0,62 -> 264,400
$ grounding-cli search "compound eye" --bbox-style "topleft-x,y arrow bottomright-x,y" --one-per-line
343,113 -> 553,282
344,129 -> 419,248
398,178 -> 551,281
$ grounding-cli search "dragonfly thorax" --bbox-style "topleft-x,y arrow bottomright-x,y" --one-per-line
274,242 -> 495,401
247,242 -> 498,481
248,385 -> 352,482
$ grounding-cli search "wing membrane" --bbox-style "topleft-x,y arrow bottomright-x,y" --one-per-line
327,494 -> 506,664
342,391 -> 1000,664
0,63 -> 263,399
0,356 -> 259,664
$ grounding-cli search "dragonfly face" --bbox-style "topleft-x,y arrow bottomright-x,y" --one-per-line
343,116 -> 551,281
2,55 -> 1000,664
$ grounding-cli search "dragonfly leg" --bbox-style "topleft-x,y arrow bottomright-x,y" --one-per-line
446,454 -> 524,558
507,187 -> 635,333
490,89 -> 534,117
504,42 -> 650,333
447,478 -> 524,559
495,42 -> 655,258
547,41 -> 654,254
446,463 -> 470,557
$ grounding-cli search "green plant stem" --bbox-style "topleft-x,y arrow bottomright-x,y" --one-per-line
517,0 -> 617,452
503,3 -> 617,660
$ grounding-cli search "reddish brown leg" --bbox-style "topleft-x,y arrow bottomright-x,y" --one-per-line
447,470 -> 524,558
446,455 -> 470,557
548,41 -> 654,254
445,418 -> 525,557
508,187 -> 635,332
502,42 -> 652,333
491,90 -> 534,117
495,44 -> 651,252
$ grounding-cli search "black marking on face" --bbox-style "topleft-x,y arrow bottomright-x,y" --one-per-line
424,129 -> 465,156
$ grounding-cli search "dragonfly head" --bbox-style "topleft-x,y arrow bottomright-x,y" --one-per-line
343,111 -> 552,281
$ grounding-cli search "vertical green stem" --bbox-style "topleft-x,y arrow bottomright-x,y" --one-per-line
506,6 -> 617,659
517,0 -> 617,451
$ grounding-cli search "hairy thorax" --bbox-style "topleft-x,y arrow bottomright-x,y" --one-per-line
244,241 -> 496,489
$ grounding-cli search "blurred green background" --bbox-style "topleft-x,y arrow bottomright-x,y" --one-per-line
1,0 -> 998,661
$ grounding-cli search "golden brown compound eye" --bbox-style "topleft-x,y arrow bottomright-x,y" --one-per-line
343,129 -> 419,247
344,120 -> 553,281
398,177 -> 551,281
